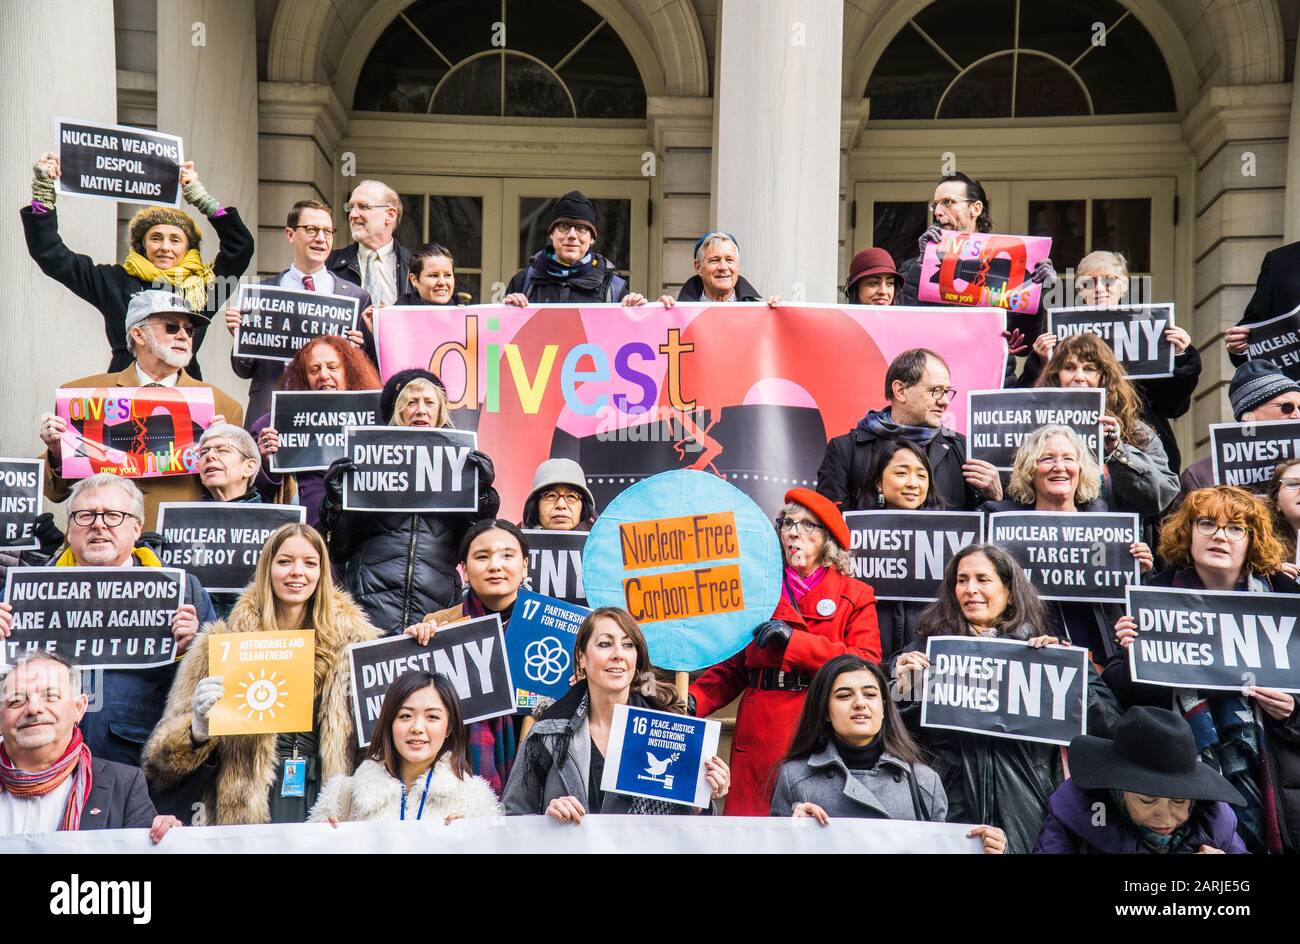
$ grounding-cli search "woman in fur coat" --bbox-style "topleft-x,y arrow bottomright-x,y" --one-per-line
309,671 -> 499,823
142,523 -> 379,825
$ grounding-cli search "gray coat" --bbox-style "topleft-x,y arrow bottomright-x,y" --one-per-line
770,743 -> 948,822
501,685 -> 713,816
1104,419 -> 1180,519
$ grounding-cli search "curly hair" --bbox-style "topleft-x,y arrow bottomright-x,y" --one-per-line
1036,332 -> 1150,447
1158,486 -> 1287,575
1006,425 -> 1102,506
1266,460 -> 1300,560
277,335 -> 381,393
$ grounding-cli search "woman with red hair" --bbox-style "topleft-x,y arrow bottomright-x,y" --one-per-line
250,336 -> 381,526
1106,486 -> 1300,853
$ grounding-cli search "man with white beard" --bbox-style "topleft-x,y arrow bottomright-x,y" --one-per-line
38,290 -> 243,530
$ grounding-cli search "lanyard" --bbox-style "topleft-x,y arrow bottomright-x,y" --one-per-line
400,767 -> 434,821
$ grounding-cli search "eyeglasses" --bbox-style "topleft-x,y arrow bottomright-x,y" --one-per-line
914,384 -> 957,401
197,443 -> 252,461
1279,478 -> 1300,490
1271,402 -> 1299,416
344,201 -> 394,214
1194,518 -> 1248,542
775,517 -> 824,536
293,225 -> 336,238
539,490 -> 583,506
927,198 -> 971,213
552,223 -> 593,237
1076,276 -> 1124,291
1036,454 -> 1080,468
69,509 -> 139,528
149,320 -> 193,337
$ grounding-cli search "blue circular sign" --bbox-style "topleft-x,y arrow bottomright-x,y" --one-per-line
582,470 -> 782,672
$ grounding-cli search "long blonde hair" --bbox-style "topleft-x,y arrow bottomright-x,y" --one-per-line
250,523 -> 341,689
391,377 -> 454,428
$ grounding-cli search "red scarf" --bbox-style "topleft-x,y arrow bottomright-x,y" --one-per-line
0,727 -> 93,830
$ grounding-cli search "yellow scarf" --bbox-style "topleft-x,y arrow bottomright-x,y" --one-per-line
55,545 -> 164,568
121,249 -> 214,311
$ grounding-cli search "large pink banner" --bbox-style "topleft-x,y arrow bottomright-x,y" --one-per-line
374,303 -> 1008,517
56,386 -> 215,479
918,230 -> 1052,313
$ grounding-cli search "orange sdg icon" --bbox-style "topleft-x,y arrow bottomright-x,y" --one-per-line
208,630 -> 315,735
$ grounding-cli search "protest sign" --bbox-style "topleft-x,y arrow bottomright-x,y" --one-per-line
1244,307 -> 1300,381
602,703 -> 721,808
987,511 -> 1140,603
2,566 -> 181,669
373,303 -> 1008,515
583,470 -> 782,671
843,511 -> 983,601
207,630 -> 315,735
1210,418 -> 1300,491
343,426 -> 478,513
55,118 -> 183,206
1047,304 -> 1176,379
268,390 -> 382,473
0,815 -> 983,855
232,286 -> 360,363
523,529 -> 587,605
156,503 -> 306,593
1125,586 -> 1300,693
967,388 -> 1105,471
56,386 -> 215,480
506,589 -> 589,712
0,458 -> 43,551
917,230 -> 1052,313
920,636 -> 1088,745
347,615 -> 514,747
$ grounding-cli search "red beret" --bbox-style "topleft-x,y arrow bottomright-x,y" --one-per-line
783,487 -> 850,550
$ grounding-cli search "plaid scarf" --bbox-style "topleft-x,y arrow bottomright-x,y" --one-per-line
0,727 -> 93,830
463,591 -> 518,794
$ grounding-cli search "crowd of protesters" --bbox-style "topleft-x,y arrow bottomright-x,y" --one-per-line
5,156 -> 1300,855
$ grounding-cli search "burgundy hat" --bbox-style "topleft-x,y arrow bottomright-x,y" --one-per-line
844,248 -> 902,299
784,487 -> 850,550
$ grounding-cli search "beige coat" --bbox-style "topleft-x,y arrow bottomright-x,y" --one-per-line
141,589 -> 378,825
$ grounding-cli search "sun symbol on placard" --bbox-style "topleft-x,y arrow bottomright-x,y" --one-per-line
235,669 -> 287,722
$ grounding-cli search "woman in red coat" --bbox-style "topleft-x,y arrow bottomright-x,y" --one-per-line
690,488 -> 880,815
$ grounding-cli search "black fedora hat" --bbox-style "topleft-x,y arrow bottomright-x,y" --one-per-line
1069,706 -> 1245,805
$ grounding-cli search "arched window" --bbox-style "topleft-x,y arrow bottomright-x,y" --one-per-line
354,0 -> 646,119
865,0 -> 1176,119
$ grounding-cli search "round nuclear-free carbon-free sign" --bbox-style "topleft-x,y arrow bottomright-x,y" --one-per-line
582,470 -> 782,672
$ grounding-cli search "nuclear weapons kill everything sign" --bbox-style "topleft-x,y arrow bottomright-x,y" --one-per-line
966,388 -> 1105,472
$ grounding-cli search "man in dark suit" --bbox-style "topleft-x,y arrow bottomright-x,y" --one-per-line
227,199 -> 372,427
0,650 -> 177,840
1226,240 -> 1300,369
327,180 -> 412,349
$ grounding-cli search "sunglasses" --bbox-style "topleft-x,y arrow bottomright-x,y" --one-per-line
150,320 -> 193,337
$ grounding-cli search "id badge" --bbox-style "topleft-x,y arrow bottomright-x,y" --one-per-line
281,757 -> 306,798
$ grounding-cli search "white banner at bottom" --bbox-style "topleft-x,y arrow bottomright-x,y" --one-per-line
3,814 -> 982,854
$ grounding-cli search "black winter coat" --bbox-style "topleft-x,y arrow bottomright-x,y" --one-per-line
1233,240 -> 1300,369
20,204 -> 254,381
505,250 -> 629,304
897,633 -> 1120,854
319,459 -> 501,636
817,422 -> 981,512
1102,567 -> 1300,852
877,600 -> 928,665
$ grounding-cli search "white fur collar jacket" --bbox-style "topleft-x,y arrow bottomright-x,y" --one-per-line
308,757 -> 501,823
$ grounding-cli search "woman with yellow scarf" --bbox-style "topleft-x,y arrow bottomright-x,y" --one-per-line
20,153 -> 253,382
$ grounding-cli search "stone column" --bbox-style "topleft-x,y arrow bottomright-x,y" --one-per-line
712,0 -> 842,302
0,0 -> 118,468
157,0 -> 258,405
